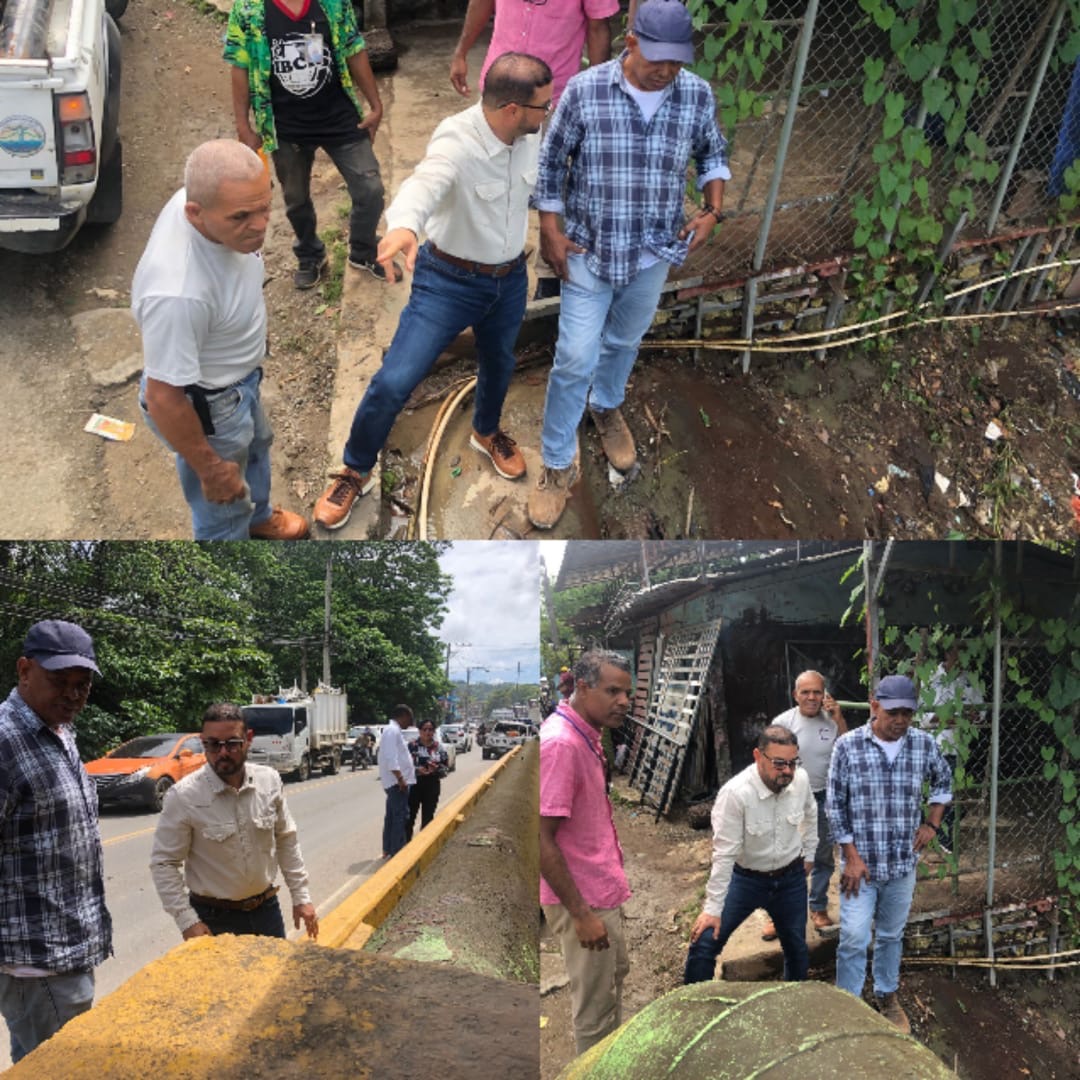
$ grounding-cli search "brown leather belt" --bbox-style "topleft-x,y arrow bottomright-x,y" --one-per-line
190,885 -> 278,912
734,856 -> 804,879
429,242 -> 526,278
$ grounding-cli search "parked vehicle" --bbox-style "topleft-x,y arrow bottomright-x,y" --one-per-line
433,733 -> 456,773
85,732 -> 205,812
482,720 -> 527,760
242,684 -> 347,782
0,0 -> 124,253
440,723 -> 471,753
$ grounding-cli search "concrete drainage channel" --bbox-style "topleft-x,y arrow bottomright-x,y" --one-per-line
10,745 -> 539,1080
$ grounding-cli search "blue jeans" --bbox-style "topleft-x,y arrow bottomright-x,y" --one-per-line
383,784 -> 412,857
273,134 -> 384,264
683,862 -> 809,984
836,868 -> 917,998
189,892 -> 286,938
0,970 -> 94,1063
342,244 -> 527,472
541,255 -> 669,469
809,789 -> 835,911
140,367 -> 273,540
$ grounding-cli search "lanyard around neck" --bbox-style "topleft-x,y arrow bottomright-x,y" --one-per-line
557,704 -> 611,791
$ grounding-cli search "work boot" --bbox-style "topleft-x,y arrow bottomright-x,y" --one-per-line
314,467 -> 376,530
470,428 -> 526,480
249,508 -> 310,540
875,992 -> 911,1034
761,920 -> 778,941
527,460 -> 579,530
589,406 -> 637,472
294,256 -> 328,290
811,910 -> 836,935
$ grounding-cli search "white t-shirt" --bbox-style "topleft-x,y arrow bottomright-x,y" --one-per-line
132,189 -> 267,390
773,706 -> 841,791
377,720 -> 417,789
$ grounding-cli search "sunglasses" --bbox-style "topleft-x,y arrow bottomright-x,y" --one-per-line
202,738 -> 246,754
764,757 -> 801,771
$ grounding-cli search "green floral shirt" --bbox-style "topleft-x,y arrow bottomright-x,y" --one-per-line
224,0 -> 366,153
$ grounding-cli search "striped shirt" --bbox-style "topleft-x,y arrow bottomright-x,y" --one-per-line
0,689 -> 112,973
826,723 -> 952,883
533,55 -> 730,287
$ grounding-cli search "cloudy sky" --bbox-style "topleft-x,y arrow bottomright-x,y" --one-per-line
437,543 -> 540,684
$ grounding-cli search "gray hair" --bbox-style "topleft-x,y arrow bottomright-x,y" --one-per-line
758,725 -> 798,752
573,650 -> 632,687
184,139 -> 265,208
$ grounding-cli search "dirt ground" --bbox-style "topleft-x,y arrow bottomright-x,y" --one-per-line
539,778 -> 1080,1080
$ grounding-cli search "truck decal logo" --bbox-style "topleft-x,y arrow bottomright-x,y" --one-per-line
0,115 -> 46,157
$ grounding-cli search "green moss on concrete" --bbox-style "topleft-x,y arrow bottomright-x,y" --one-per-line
393,928 -> 454,964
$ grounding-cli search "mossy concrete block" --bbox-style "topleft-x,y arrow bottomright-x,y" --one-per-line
558,981 -> 955,1080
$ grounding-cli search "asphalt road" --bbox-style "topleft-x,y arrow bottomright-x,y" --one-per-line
0,747 -> 494,1072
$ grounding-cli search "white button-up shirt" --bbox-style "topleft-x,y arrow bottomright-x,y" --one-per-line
385,102 -> 540,265
703,762 -> 817,917
149,762 -> 311,933
377,719 -> 416,789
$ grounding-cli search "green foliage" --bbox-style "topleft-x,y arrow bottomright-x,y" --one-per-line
0,542 -> 453,756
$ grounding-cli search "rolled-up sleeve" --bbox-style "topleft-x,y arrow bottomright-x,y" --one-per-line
703,788 -> 743,917
149,796 -> 200,933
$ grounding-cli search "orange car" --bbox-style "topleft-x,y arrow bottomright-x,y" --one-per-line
85,732 -> 206,812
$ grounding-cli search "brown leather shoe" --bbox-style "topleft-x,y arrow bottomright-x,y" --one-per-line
875,992 -> 911,1034
589,406 -> 636,472
470,428 -> 526,480
249,508 -> 310,540
760,919 -> 778,941
811,910 -> 836,934
314,467 -> 376,530
527,460 -> 579,530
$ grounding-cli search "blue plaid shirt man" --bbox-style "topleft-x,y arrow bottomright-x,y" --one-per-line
533,56 -> 730,287
826,722 -> 953,882
0,688 -> 112,972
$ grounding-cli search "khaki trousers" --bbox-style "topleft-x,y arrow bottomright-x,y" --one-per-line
543,903 -> 630,1055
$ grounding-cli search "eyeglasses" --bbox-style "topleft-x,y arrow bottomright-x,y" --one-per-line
202,738 -> 246,754
764,757 -> 800,771
505,99 -> 553,114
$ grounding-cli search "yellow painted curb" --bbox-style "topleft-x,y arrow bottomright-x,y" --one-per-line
318,746 -> 523,949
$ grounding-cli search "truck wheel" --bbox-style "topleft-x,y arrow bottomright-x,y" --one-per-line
324,749 -> 341,776
86,140 -> 123,225
105,0 -> 129,19
294,754 -> 310,783
150,776 -> 173,812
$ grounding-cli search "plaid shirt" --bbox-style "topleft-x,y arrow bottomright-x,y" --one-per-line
533,56 -> 730,287
0,689 -> 112,972
826,723 -> 952,883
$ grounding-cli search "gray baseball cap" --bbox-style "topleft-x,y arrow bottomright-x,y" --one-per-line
633,0 -> 695,65
22,620 -> 100,675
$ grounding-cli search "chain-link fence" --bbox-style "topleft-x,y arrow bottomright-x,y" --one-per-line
656,1 -> 1080,360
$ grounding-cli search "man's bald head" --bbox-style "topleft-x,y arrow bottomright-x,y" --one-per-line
184,139 -> 266,209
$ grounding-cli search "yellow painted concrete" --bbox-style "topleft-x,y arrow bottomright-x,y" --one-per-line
318,746 -> 521,949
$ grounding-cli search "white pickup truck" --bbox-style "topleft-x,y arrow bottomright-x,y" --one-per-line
0,0 -> 124,253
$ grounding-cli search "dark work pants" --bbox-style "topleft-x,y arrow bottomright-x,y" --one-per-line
684,863 -> 809,983
406,776 -> 441,841
190,892 -> 286,938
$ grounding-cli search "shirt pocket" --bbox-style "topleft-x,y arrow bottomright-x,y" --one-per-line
475,180 -> 508,204
201,823 -> 238,843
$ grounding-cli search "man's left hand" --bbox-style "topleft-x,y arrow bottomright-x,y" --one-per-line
294,903 -> 319,940
679,209 -> 719,253
359,106 -> 383,140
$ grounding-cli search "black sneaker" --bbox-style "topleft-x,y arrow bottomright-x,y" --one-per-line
294,256 -> 328,290
348,255 -> 402,283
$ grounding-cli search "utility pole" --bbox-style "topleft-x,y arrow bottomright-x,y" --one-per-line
323,551 -> 333,686
464,665 -> 489,722
445,641 -> 470,679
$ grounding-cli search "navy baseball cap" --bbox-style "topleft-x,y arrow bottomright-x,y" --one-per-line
875,674 -> 917,710
22,620 -> 100,675
633,0 -> 695,65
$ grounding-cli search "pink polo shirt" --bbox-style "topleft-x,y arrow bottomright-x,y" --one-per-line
540,705 -> 631,909
480,0 -> 621,105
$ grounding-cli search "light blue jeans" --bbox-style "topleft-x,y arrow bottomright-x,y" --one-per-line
140,367 -> 273,540
836,867 -> 917,998
540,255 -> 670,469
0,970 -> 94,1063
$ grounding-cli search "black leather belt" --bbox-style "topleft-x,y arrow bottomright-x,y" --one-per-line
190,885 -> 278,912
734,856 -> 804,879
429,242 -> 526,278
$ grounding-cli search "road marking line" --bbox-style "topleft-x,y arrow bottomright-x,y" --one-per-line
103,825 -> 156,846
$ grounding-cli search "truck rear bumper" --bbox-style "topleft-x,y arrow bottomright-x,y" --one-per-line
0,192 -> 87,252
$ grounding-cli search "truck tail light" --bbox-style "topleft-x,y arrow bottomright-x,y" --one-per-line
57,92 -> 97,184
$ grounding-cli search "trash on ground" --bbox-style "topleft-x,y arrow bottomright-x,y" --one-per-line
84,414 -> 135,441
